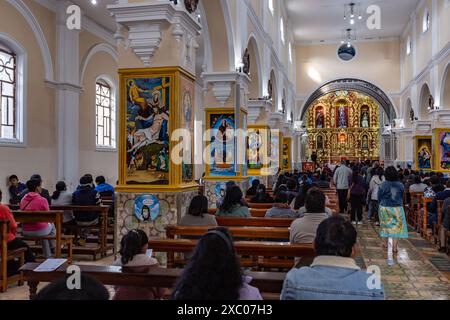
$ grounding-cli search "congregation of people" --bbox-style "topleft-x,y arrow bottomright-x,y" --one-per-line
2,160 -> 450,300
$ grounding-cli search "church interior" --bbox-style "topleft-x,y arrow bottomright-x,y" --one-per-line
1,0 -> 450,302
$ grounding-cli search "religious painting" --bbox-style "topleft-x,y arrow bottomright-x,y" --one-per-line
208,111 -> 236,177
360,105 -> 370,128
214,182 -> 227,199
134,194 -> 160,223
248,128 -> 263,169
434,130 -> 450,171
241,110 -> 248,177
336,104 -> 348,128
302,162 -> 315,173
180,75 -> 194,183
415,136 -> 432,170
315,106 -> 324,128
270,130 -> 280,172
124,76 -> 170,185
282,137 -> 292,170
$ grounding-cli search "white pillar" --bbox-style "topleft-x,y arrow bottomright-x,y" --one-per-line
55,1 -> 81,190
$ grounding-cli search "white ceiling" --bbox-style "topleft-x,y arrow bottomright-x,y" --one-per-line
71,0 -> 117,32
285,0 -> 420,43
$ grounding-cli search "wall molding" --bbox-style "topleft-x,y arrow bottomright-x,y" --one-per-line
80,43 -> 119,84
6,0 -> 54,82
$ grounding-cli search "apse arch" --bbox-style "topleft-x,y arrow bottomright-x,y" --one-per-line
440,61 -> 450,109
418,82 -> 431,120
80,43 -> 118,84
300,78 -> 398,121
246,34 -> 262,99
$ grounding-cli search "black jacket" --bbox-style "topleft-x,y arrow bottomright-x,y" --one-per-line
72,185 -> 101,222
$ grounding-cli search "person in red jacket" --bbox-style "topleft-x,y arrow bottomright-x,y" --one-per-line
0,189 -> 35,276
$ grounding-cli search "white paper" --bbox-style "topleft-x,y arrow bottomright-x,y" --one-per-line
34,259 -> 67,272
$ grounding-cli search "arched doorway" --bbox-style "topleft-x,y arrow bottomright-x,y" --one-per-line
419,83 -> 432,120
247,36 -> 262,99
441,63 -> 450,109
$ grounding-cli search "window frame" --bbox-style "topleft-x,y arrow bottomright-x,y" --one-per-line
0,36 -> 27,148
95,76 -> 117,152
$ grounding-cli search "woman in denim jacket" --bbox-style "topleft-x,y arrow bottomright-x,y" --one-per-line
377,166 -> 408,254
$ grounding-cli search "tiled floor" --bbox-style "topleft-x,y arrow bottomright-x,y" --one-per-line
1,223 -> 450,300
356,222 -> 450,300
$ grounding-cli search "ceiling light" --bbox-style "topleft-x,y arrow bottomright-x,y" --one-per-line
91,0 -> 97,5
350,19 -> 355,25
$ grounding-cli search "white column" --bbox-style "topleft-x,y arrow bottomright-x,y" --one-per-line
55,1 -> 81,190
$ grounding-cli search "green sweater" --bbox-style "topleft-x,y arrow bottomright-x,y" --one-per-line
216,204 -> 250,217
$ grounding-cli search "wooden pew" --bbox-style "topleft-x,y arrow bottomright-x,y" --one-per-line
1,220 -> 26,292
208,208 -> 269,218
433,200 -> 444,246
12,211 -> 73,262
248,203 -> 273,209
409,192 -> 423,229
20,263 -> 286,300
421,197 -> 433,240
148,239 -> 315,269
50,205 -> 111,260
166,225 -> 289,240
217,216 -> 294,227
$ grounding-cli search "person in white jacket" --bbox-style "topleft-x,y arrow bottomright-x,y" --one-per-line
367,167 -> 385,225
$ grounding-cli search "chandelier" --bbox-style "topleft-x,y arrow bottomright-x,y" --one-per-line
340,28 -> 356,48
343,2 -> 362,26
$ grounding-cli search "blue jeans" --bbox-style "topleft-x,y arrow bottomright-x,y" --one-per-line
23,223 -> 56,258
368,200 -> 379,221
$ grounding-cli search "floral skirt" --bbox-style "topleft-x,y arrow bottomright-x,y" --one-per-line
379,205 -> 408,239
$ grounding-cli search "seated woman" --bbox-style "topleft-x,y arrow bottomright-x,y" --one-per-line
51,181 -> 74,223
0,189 -> 36,275
317,173 -> 330,189
180,195 -> 217,226
249,184 -> 273,203
20,179 -> 56,258
113,229 -> 165,300
245,179 -> 260,197
266,191 -> 299,218
216,186 -> 250,217
172,227 -> 262,300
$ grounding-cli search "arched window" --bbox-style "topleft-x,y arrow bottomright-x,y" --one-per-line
96,78 -> 116,149
422,8 -> 430,33
0,46 -> 16,140
268,0 -> 274,15
280,18 -> 285,45
289,42 -> 293,63
406,36 -> 411,56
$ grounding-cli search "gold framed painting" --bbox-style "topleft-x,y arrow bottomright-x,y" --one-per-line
117,66 -> 197,193
283,136 -> 292,171
205,108 -> 247,180
433,129 -> 450,172
247,124 -> 270,176
414,136 -> 432,171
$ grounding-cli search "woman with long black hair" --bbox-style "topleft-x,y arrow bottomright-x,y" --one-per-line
172,227 -> 262,300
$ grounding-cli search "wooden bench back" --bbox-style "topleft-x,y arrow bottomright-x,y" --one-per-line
216,216 -> 294,227
166,225 -> 289,240
19,263 -> 286,299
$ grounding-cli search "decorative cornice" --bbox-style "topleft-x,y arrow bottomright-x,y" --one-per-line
247,99 -> 272,124
107,1 -> 201,67
202,72 -> 251,106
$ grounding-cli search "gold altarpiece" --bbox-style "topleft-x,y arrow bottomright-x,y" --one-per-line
306,91 -> 381,162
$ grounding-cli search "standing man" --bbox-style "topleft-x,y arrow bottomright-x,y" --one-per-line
333,160 -> 352,214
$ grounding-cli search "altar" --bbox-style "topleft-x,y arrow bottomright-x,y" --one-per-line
305,90 -> 381,163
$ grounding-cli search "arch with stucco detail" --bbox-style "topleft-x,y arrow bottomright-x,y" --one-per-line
80,43 -> 118,85
418,83 -> 431,120
300,78 -> 398,121
246,34 -> 263,99
6,0 -> 54,82
202,0 -> 235,71
440,61 -> 450,109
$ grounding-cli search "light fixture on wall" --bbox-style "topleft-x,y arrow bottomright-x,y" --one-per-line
91,0 -> 98,5
343,3 -> 362,25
